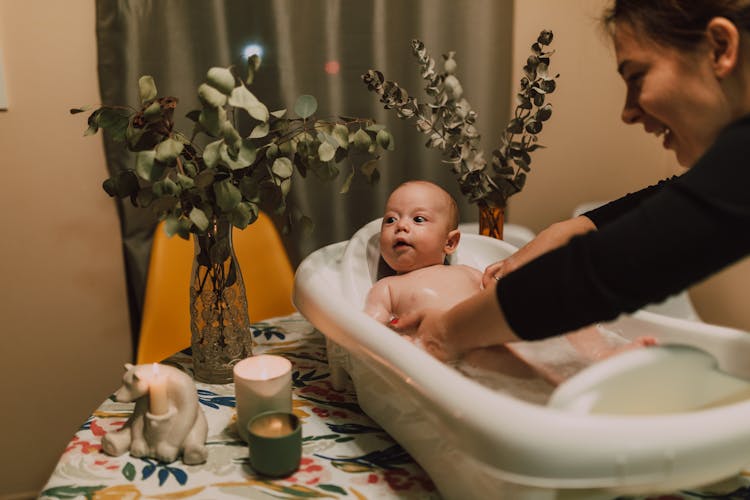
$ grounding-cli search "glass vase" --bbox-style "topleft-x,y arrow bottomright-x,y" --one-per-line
190,217 -> 253,383
478,202 -> 505,240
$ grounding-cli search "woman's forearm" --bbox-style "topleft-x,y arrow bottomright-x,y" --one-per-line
443,283 -> 521,352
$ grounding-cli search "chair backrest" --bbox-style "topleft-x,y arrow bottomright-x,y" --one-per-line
136,212 -> 295,364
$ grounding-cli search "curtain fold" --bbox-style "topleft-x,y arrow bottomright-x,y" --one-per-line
95,0 -> 514,349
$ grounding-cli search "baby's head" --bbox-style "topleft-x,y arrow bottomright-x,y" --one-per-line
379,180 -> 460,274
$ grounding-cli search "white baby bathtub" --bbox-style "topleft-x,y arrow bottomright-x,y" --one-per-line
292,218 -> 750,499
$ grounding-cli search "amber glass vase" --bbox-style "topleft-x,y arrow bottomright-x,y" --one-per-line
190,217 -> 253,383
478,202 -> 505,240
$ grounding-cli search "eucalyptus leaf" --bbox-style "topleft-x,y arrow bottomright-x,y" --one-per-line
228,86 -> 269,121
376,129 -> 395,151
332,124 -> 349,148
314,163 -> 339,181
206,67 -> 236,95
214,180 -> 242,211
203,140 -> 222,168
237,139 -> 257,165
135,150 -> 156,181
199,106 -> 228,137
280,178 -> 291,196
164,215 -> 181,237
154,138 -> 184,164
189,207 -> 210,231
365,123 -> 386,133
176,173 -> 194,189
162,177 -> 180,196
360,158 -> 377,177
350,128 -> 371,152
536,104 -> 552,121
138,76 -> 157,104
318,142 -> 336,162
245,54 -> 261,85
272,157 -> 293,179
249,122 -> 269,139
231,201 -> 259,229
135,187 -> 155,207
339,168 -> 355,194
294,94 -> 317,119
143,101 -> 161,119
221,121 -> 242,150
220,142 -> 251,170
239,176 -> 260,201
198,83 -> 227,108
195,169 -> 216,189
265,143 -> 279,160
183,161 -> 198,177
97,109 -> 130,141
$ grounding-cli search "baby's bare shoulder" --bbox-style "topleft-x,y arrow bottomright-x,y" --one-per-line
452,264 -> 483,280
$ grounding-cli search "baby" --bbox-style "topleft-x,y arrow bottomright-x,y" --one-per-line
364,180 -> 654,389
364,180 -> 481,325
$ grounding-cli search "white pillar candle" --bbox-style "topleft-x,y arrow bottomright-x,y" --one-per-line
148,363 -> 170,415
233,355 -> 293,442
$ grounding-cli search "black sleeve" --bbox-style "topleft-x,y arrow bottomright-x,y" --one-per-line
498,116 -> 750,340
583,176 -> 677,228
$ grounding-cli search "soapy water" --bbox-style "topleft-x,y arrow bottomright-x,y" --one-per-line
448,326 -> 631,405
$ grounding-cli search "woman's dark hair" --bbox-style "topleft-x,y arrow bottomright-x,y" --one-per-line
603,0 -> 750,48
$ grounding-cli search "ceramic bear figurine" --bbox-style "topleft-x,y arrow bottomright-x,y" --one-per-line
101,363 -> 208,464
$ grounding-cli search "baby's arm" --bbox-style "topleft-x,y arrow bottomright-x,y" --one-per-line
364,279 -> 395,325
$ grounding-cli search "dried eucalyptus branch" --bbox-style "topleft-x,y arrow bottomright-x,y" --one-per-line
362,30 -> 558,208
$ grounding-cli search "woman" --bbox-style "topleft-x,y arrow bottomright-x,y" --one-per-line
401,0 -> 750,362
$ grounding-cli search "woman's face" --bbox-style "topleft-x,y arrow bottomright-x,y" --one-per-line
614,20 -> 731,167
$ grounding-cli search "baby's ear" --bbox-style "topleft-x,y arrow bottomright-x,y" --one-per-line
444,229 -> 461,255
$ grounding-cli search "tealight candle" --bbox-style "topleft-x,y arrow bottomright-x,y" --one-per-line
148,363 -> 170,415
233,355 -> 292,442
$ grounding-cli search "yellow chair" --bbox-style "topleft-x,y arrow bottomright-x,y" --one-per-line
136,212 -> 296,364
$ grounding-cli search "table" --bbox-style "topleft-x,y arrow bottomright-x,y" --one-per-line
41,313 -> 750,500
41,313 -> 438,499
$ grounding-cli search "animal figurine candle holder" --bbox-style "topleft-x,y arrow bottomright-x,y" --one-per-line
101,363 -> 208,465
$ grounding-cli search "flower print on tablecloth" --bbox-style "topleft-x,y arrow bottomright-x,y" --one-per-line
41,313 -> 438,500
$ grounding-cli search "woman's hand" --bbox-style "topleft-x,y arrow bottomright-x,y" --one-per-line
397,285 -> 522,362
397,308 -> 459,362
482,216 -> 597,288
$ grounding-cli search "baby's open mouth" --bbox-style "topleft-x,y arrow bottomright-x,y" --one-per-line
394,241 -> 411,248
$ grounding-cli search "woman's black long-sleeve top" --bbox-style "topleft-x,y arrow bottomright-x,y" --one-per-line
497,115 -> 750,340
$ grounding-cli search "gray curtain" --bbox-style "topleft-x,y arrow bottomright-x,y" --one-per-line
95,0 -> 514,349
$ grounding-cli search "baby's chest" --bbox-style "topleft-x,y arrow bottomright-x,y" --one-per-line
393,275 -> 477,313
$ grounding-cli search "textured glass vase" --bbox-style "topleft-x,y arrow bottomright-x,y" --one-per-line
478,202 -> 505,240
190,217 -> 253,383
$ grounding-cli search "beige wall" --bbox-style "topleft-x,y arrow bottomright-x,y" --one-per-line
1,0 -> 749,497
0,1 -> 131,497
509,0 -> 750,331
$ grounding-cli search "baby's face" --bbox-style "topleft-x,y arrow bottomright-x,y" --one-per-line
380,182 -> 456,273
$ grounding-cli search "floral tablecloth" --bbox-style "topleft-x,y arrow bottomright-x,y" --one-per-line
41,313 -> 750,500
41,313 -> 437,499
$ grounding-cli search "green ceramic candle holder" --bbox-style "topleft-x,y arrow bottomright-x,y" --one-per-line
247,410 -> 302,477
